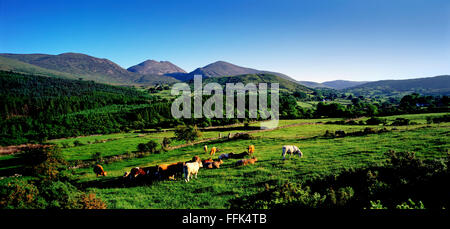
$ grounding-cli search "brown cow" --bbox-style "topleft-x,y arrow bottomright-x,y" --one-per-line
236,157 -> 258,166
247,157 -> 258,164
210,147 -> 220,156
202,158 -> 214,167
130,167 -> 146,178
248,145 -> 255,156
93,164 -> 107,177
142,165 -> 159,179
157,162 -> 185,180
212,159 -> 223,168
204,159 -> 223,169
191,156 -> 202,163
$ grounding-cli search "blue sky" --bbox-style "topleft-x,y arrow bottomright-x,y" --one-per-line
0,0 -> 449,82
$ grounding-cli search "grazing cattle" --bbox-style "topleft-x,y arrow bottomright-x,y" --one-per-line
204,159 -> 223,169
236,157 -> 258,166
142,166 -> 159,179
231,151 -> 249,159
212,159 -> 223,168
204,145 -> 208,154
93,164 -> 107,177
157,162 -> 185,180
202,158 -> 214,167
282,145 -> 303,160
218,153 -> 229,160
129,167 -> 146,178
183,161 -> 203,182
189,156 -> 201,163
210,147 -> 218,156
248,157 -> 258,164
335,130 -> 346,137
204,162 -> 214,169
248,145 -> 255,156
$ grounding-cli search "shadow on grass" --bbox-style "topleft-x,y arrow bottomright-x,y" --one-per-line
200,126 -> 260,132
77,176 -> 157,189
0,156 -> 25,176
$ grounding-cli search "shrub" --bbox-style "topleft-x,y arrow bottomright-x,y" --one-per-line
324,130 -> 335,138
174,125 -> 202,143
229,182 -> 326,209
363,127 -> 377,134
91,152 -> 103,163
61,142 -> 70,148
77,192 -> 107,209
429,114 -> 450,124
369,200 -> 387,209
395,199 -> 425,209
73,140 -> 84,146
161,137 -> 172,149
0,179 -> 41,209
391,118 -> 411,126
18,146 -> 67,180
231,133 -> 254,140
230,150 -> 449,209
366,117 -> 387,125
137,140 -> 160,154
335,130 -> 346,137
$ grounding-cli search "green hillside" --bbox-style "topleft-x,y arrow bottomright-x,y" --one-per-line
0,54 -> 181,85
0,71 -> 174,145
0,56 -> 81,80
199,73 -> 314,93
345,75 -> 450,98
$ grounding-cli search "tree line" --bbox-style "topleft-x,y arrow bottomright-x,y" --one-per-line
1,71 -> 448,146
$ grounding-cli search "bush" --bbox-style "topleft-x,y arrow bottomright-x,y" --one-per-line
395,199 -> 425,209
18,146 -> 67,180
77,192 -> 107,209
91,152 -> 103,163
0,179 -> 41,209
391,118 -> 411,126
231,133 -> 254,140
174,125 -> 202,143
0,179 -> 107,209
366,117 -> 387,125
229,182 -> 326,209
162,137 -> 172,149
73,140 -> 84,146
428,115 -> 450,124
230,150 -> 449,209
61,142 -> 70,148
137,140 -> 160,154
324,130 -> 335,138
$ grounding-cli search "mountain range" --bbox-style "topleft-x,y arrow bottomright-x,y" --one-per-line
0,52 -> 448,95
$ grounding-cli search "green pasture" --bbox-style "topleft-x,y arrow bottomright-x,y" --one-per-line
1,113 -> 449,209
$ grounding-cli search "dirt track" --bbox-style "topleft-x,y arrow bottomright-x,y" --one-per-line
0,144 -> 48,155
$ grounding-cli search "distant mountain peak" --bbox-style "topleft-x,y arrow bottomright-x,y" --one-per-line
127,59 -> 186,75
322,80 -> 370,89
0,52 -> 139,84
185,61 -> 298,84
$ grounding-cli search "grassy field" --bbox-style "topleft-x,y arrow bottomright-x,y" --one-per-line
1,113 -> 449,209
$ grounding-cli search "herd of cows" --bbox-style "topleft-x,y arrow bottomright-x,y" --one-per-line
93,145 -> 303,182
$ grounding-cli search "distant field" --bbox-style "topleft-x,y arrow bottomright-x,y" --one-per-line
1,113 -> 448,209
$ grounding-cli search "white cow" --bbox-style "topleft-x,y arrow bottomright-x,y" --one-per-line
282,145 -> 303,160
183,161 -> 203,182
